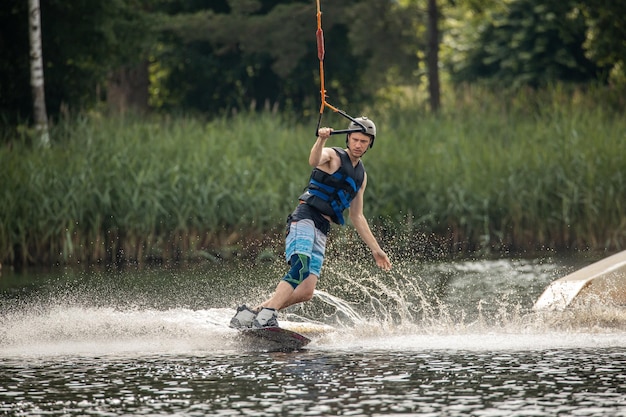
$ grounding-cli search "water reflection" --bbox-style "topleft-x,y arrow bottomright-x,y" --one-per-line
2,349 -> 625,416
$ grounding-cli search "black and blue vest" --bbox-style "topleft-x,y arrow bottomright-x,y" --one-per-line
298,147 -> 365,225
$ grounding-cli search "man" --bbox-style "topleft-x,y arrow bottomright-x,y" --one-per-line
230,116 -> 392,329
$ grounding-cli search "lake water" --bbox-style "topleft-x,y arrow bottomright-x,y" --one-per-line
1,254 -> 625,416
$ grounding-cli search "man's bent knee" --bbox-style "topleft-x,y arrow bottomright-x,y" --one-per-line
292,278 -> 316,303
299,290 -> 315,302
282,253 -> 310,289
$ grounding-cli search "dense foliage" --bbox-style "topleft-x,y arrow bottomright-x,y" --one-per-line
1,0 -> 624,124
448,0 -> 604,87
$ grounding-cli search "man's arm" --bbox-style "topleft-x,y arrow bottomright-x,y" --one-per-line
349,174 -> 392,271
309,127 -> 334,168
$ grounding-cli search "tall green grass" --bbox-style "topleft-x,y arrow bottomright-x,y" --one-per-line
1,86 -> 624,266
371,84 -> 626,254
1,112 -> 313,265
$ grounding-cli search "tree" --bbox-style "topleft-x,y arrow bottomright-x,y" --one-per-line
427,0 -> 441,112
2,0 -> 429,122
151,2 -> 319,113
447,0 -> 606,88
28,0 -> 49,146
151,0 -> 425,115
577,0 -> 626,85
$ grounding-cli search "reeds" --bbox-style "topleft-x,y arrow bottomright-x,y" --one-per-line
371,84 -> 626,254
1,85 -> 624,266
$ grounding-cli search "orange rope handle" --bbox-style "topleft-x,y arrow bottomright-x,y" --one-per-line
316,10 -> 324,60
316,0 -> 327,114
315,0 -> 350,136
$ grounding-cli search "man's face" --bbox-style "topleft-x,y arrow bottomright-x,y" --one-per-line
347,132 -> 372,157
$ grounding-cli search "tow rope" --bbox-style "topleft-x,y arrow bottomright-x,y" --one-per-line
315,0 -> 365,137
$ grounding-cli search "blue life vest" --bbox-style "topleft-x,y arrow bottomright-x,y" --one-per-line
298,147 -> 365,225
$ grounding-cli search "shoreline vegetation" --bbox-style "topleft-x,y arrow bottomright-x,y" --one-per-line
1,85 -> 625,267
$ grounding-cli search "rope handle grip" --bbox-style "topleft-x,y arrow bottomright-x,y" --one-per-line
330,128 -> 364,135
316,109 -> 367,137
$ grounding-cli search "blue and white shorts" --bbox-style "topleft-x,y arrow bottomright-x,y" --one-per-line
285,219 -> 327,278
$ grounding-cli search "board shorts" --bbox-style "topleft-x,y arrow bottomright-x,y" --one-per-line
285,203 -> 330,278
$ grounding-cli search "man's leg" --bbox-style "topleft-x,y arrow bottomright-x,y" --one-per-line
259,274 -> 318,311
253,219 -> 325,327
289,273 -> 318,305
260,219 -> 325,310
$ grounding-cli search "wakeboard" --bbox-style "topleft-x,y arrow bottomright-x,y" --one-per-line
239,326 -> 311,352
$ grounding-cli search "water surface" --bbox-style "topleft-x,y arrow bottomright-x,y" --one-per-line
1,255 -> 625,416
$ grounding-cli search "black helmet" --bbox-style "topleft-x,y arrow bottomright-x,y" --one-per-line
347,116 -> 376,148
